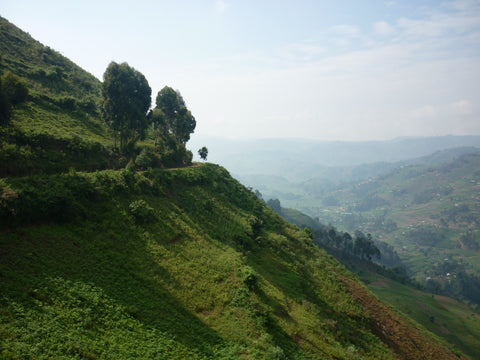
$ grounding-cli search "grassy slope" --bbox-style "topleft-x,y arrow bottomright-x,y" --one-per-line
369,276 -> 480,360
0,16 -> 117,177
279,205 -> 480,359
0,16 -> 105,141
0,164 -> 467,359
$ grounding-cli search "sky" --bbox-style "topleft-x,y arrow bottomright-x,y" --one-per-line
1,0 -> 480,141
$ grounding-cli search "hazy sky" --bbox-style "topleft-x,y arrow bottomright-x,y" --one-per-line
1,0 -> 479,141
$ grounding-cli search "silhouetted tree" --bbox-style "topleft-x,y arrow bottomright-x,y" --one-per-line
198,146 -> 208,161
102,62 -> 151,153
155,86 -> 196,144
354,231 -> 381,261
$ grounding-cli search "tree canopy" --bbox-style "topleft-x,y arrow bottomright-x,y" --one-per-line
101,62 -> 151,153
155,86 -> 196,144
198,146 -> 208,161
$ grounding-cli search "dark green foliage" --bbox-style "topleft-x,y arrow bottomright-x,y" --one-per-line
243,269 -> 258,291
155,86 -> 196,144
0,128 -> 115,177
303,227 -> 313,240
198,146 -> 208,161
1,70 -> 29,105
0,171 -> 96,224
0,76 -> 10,126
101,61 -> 151,153
135,147 -> 161,170
353,231 -> 381,261
266,198 -> 282,214
129,199 -> 155,224
0,70 -> 28,126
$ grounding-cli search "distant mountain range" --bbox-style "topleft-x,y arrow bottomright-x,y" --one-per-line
190,135 -> 480,181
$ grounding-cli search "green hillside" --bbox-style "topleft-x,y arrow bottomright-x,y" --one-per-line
369,275 -> 480,359
310,152 -> 480,303
0,16 -> 104,140
0,16 -> 473,359
0,16 -> 118,177
0,165 -> 467,359
269,202 -> 480,359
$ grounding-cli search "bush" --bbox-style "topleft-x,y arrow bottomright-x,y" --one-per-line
243,269 -> 258,291
128,199 -> 155,224
135,147 -> 161,170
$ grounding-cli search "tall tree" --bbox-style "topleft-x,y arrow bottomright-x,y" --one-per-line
101,62 -> 151,152
155,86 -> 196,144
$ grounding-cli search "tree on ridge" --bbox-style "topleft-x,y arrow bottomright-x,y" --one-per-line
155,86 -> 196,145
101,61 -> 151,153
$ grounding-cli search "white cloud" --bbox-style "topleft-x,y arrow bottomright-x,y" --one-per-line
451,99 -> 473,115
373,21 -> 394,36
409,105 -> 437,119
215,0 -> 230,13
279,43 -> 325,62
330,24 -> 361,37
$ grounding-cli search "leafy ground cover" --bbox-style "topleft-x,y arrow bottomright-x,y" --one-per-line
0,164 -> 466,359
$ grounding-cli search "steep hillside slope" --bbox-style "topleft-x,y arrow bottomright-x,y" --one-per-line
0,16 -> 115,176
269,202 -> 480,359
0,165 -> 466,359
0,16 -> 104,139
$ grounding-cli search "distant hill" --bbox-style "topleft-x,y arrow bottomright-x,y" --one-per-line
307,151 -> 480,305
189,135 -> 480,181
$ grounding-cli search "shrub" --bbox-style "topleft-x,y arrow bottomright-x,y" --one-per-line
135,147 -> 161,170
243,269 -> 258,291
128,199 -> 155,224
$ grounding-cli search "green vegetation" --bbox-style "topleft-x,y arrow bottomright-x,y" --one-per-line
154,86 -> 196,145
0,14 -> 475,359
300,152 -> 480,306
268,199 -> 480,359
101,61 -> 151,153
0,70 -> 29,126
0,16 -> 193,176
0,165 -> 467,359
198,146 -> 208,161
369,276 -> 480,360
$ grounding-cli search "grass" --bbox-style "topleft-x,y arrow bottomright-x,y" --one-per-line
1,164 -> 466,359
369,275 -> 480,359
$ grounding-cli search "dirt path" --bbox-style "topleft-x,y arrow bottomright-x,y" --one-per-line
165,162 -> 202,171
